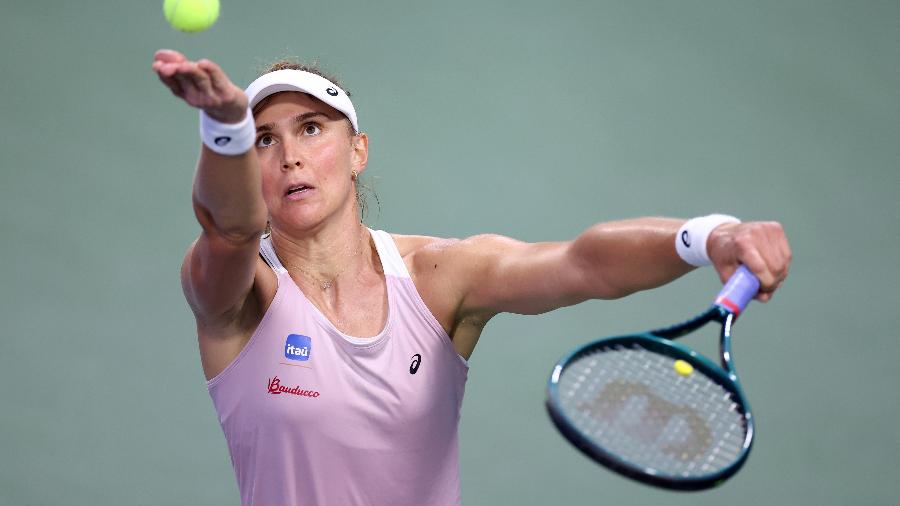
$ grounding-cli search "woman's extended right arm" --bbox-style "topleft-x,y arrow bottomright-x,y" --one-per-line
153,49 -> 268,325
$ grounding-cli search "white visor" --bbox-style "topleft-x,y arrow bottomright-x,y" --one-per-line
245,69 -> 359,133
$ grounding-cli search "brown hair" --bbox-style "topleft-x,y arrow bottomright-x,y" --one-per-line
258,58 -> 379,224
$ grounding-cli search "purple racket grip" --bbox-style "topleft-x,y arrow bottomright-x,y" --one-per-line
714,265 -> 760,316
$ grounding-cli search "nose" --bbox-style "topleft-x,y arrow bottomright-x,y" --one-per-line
280,138 -> 304,170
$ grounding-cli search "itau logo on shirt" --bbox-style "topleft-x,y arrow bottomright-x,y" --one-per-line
284,334 -> 312,361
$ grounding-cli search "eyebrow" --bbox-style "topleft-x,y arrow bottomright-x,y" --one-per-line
256,112 -> 329,133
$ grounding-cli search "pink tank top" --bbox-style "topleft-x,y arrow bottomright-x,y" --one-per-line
207,230 -> 469,506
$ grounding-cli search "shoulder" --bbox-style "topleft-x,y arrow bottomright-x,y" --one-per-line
390,232 -> 519,273
390,232 -> 520,255
389,232 -> 529,309
387,233 -> 511,334
390,233 -> 453,255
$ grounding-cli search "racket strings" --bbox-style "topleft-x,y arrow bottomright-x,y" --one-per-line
557,344 -> 747,477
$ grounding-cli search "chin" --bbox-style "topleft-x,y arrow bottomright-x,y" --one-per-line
271,196 -> 357,234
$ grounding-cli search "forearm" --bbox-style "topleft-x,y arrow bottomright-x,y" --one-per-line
569,217 -> 693,299
449,214 -> 790,320
152,50 -> 266,240
192,145 -> 268,241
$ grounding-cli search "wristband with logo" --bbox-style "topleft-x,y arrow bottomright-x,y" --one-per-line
199,109 -> 255,156
675,214 -> 741,267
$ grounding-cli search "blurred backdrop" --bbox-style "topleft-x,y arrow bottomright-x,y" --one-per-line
1,1 -> 898,504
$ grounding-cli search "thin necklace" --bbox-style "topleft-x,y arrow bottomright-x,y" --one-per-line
280,239 -> 369,291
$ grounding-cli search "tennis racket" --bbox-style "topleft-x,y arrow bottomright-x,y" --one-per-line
545,265 -> 761,491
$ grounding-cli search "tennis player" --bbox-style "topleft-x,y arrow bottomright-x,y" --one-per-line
152,48 -> 791,506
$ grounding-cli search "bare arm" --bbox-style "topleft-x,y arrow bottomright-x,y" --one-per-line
430,217 -> 791,320
153,49 -> 268,323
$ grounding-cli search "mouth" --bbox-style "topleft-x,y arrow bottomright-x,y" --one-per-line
285,184 -> 314,197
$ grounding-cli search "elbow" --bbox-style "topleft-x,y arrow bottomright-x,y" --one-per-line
217,222 -> 267,245
193,202 -> 268,245
216,210 -> 268,245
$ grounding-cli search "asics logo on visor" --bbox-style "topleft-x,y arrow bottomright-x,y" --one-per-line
326,87 -> 338,96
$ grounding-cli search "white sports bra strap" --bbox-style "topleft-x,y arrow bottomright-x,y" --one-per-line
369,229 -> 411,279
259,234 -> 288,275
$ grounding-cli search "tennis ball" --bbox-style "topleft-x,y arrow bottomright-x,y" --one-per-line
673,359 -> 694,377
164,0 -> 220,33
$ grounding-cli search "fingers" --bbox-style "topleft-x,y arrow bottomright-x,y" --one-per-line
710,221 -> 792,302
173,71 -> 196,99
152,49 -> 189,89
758,222 -> 791,299
153,56 -> 217,106
776,223 -> 793,278
198,59 -> 229,94
185,63 -> 215,97
154,49 -> 187,64
736,222 -> 790,301
736,238 -> 773,300
153,51 -> 191,98
152,51 -> 248,118
157,61 -> 206,101
156,68 -> 184,98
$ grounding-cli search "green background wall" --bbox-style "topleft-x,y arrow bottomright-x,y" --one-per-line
2,1 -> 898,504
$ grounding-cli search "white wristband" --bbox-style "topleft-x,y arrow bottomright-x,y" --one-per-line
676,214 -> 741,267
199,109 -> 255,156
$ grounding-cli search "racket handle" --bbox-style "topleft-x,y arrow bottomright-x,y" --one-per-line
714,265 -> 760,316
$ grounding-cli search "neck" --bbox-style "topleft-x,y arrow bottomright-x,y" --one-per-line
270,219 -> 374,287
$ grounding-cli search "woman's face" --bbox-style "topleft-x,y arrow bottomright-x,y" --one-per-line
253,91 -> 367,234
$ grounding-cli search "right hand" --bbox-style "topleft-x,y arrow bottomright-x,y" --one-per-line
152,49 -> 249,123
708,221 -> 791,302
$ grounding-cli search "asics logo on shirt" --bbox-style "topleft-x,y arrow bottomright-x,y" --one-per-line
284,334 -> 312,361
410,353 -> 422,374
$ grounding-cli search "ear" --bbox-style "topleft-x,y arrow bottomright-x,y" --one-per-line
350,132 -> 369,175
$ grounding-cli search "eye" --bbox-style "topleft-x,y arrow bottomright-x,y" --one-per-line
302,123 -> 322,136
256,134 -> 278,148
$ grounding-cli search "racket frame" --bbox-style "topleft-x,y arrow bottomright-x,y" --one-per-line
546,305 -> 754,491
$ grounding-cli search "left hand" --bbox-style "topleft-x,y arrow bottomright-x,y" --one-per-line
152,49 -> 249,123
707,221 -> 792,302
